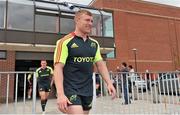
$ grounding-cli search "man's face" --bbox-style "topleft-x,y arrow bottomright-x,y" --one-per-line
121,64 -> 125,68
76,14 -> 93,35
41,61 -> 47,69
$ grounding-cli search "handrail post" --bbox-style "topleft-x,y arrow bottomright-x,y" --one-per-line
32,72 -> 37,114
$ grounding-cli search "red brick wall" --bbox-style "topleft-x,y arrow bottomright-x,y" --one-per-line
92,0 -> 180,72
0,51 -> 15,103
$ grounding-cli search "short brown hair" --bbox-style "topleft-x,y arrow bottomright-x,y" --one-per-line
122,62 -> 127,67
41,59 -> 47,62
128,65 -> 133,69
74,9 -> 92,20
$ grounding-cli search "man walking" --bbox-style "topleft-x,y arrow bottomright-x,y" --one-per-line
120,62 -> 131,104
36,60 -> 53,114
54,9 -> 116,114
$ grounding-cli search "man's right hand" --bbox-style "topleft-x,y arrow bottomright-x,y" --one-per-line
57,95 -> 72,113
28,81 -> 32,85
107,83 -> 116,100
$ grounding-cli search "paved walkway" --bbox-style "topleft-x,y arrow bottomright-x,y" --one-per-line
0,96 -> 180,114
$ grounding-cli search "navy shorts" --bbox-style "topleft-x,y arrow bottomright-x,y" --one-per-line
38,84 -> 51,92
67,94 -> 93,111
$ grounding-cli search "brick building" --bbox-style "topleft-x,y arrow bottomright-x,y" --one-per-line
1,0 -> 180,102
93,0 -> 180,72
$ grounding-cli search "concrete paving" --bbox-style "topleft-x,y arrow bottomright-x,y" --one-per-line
0,96 -> 180,114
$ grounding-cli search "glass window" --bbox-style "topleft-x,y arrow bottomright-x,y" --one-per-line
0,50 -> 7,59
7,0 -> 33,31
81,8 -> 102,36
36,1 -> 58,11
60,18 -> 75,34
101,11 -> 114,37
35,1 -> 59,15
35,15 -> 59,33
107,50 -> 115,58
0,0 -> 6,28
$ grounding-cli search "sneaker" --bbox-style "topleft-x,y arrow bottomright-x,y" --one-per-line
42,111 -> 46,115
28,96 -> 31,99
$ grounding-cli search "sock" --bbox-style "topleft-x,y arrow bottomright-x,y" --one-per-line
41,100 -> 46,112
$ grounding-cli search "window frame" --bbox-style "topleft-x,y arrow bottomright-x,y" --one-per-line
0,50 -> 7,60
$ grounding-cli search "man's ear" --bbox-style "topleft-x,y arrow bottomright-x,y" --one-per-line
74,16 -> 80,23
74,18 -> 77,24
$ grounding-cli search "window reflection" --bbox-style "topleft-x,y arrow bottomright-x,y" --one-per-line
0,50 -> 7,59
7,0 -> 33,31
101,11 -> 114,37
60,18 -> 75,34
91,14 -> 102,36
107,50 -> 115,58
35,15 -> 59,33
36,1 -> 58,11
0,0 -> 6,28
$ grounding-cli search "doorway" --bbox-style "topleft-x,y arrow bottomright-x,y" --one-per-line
14,60 -> 53,100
